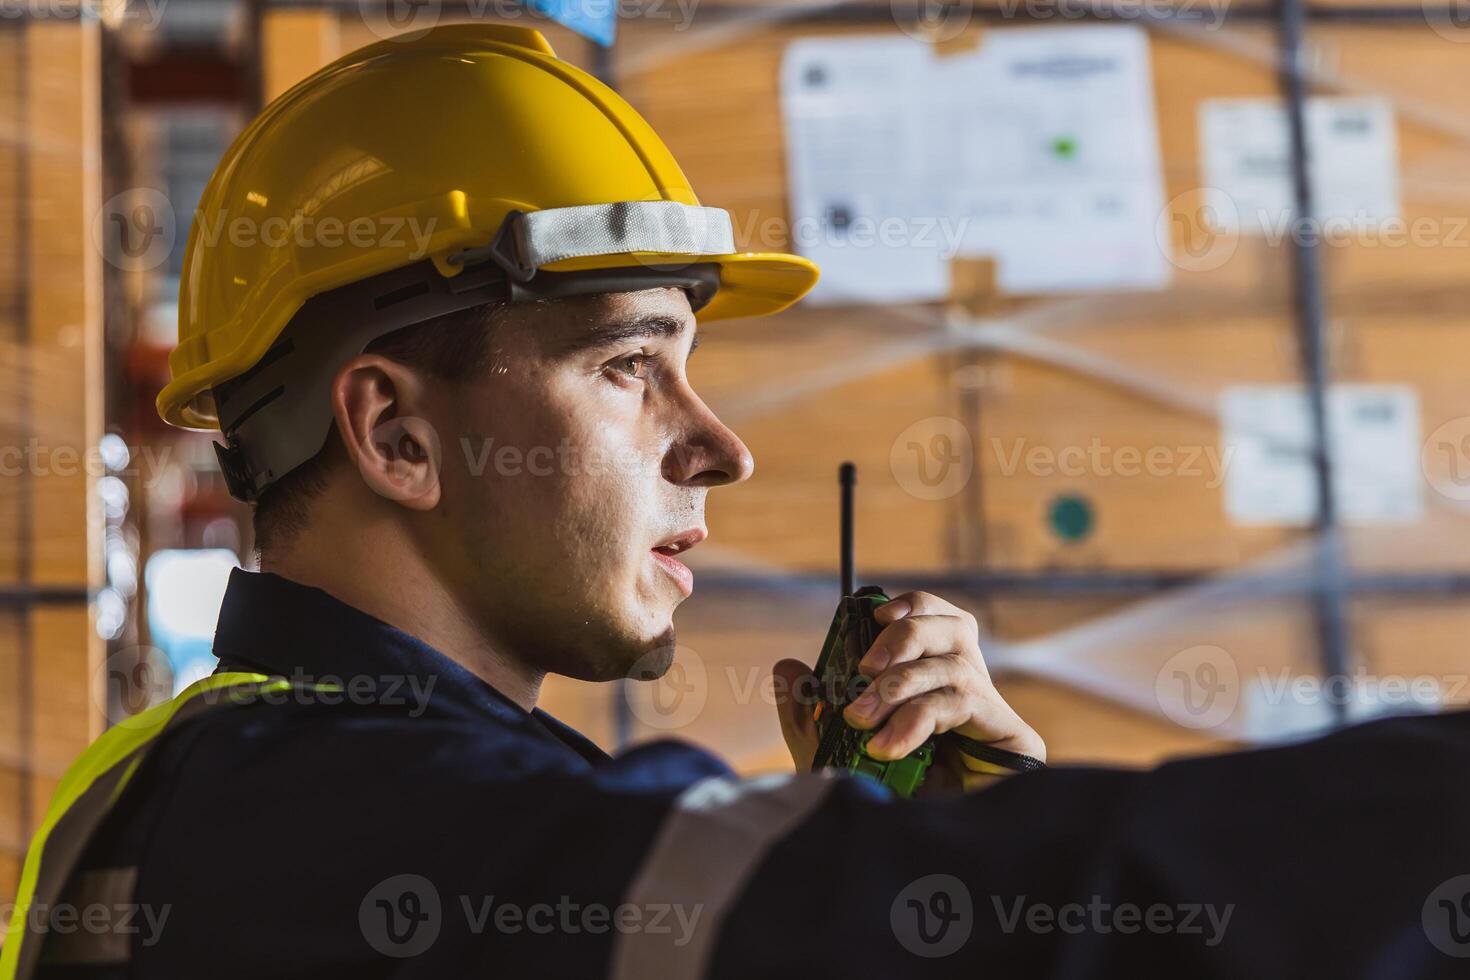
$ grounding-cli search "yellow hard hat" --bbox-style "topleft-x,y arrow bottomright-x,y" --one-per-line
157,22 -> 818,492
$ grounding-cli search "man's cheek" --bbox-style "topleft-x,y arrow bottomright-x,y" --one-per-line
564,445 -> 627,504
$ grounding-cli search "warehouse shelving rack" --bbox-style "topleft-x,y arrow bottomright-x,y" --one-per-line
654,0 -> 1470,733
208,1 -> 1470,739
5,1 -> 1461,746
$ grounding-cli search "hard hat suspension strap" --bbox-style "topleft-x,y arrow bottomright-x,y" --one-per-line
211,245 -> 722,503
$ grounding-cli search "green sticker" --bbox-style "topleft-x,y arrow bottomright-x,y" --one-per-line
1048,494 -> 1094,542
1051,135 -> 1078,160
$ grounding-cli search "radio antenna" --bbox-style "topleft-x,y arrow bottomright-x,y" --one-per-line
839,462 -> 856,597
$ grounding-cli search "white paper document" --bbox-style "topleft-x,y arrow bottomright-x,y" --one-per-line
1199,97 -> 1400,236
939,27 -> 1171,293
1220,384 -> 1422,526
779,26 -> 1169,303
780,38 -> 955,304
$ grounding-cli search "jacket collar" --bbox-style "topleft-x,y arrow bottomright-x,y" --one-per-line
211,568 -> 610,766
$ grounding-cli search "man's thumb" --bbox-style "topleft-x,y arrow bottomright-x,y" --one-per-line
772,658 -> 817,748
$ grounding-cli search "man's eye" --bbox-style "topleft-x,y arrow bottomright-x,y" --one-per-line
609,354 -> 649,379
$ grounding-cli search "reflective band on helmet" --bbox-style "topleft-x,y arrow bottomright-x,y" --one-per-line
517,202 -> 736,267
457,202 -> 738,283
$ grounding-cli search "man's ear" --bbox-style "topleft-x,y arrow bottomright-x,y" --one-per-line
330,354 -> 442,511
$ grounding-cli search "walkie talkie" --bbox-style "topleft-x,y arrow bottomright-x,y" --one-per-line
809,463 -> 935,797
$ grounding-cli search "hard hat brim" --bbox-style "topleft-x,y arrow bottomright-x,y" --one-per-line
156,249 -> 819,432
536,249 -> 820,324
682,250 -> 821,323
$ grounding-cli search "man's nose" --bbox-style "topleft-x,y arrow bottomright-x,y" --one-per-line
663,395 -> 755,488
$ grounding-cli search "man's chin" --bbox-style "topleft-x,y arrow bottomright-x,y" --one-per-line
621,628 -> 677,682
552,623 -> 678,683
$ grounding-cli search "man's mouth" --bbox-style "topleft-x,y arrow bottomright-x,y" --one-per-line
650,528 -> 706,598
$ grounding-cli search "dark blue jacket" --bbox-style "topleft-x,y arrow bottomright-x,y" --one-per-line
67,569 -> 1470,978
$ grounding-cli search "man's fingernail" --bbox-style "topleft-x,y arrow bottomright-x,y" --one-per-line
864,651 -> 890,674
852,688 -> 879,713
879,599 -> 911,620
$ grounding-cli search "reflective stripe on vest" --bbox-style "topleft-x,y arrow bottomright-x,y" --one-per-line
0,673 -> 336,980
609,772 -> 839,979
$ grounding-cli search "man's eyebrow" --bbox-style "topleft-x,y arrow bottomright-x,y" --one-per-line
550,314 -> 699,356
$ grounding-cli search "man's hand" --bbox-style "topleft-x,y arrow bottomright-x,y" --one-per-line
773,591 -> 1044,793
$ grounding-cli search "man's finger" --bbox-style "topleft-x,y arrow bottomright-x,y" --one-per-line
875,591 -> 977,634
843,654 -> 970,730
866,690 -> 968,760
860,614 -> 978,676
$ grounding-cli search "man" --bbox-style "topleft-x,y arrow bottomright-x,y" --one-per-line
6,22 -> 1469,980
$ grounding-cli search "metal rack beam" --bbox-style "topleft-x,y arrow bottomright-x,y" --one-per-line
0,586 -> 94,607
1278,0 -> 1352,724
265,0 -> 1470,25
648,2 -> 1468,26
694,568 -> 1470,598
